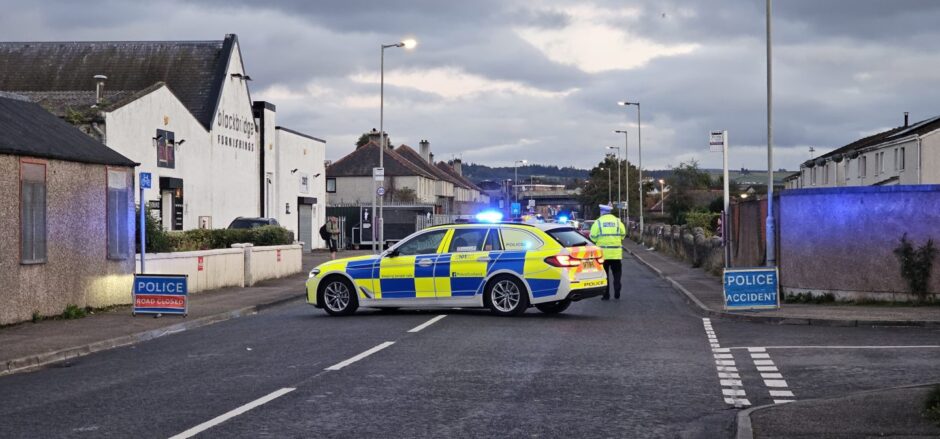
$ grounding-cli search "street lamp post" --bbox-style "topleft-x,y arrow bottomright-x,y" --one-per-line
658,179 -> 665,216
765,0 -> 776,266
606,146 -> 621,223
614,129 -> 629,221
514,159 -> 527,210
618,101 -> 642,234
375,38 -> 417,253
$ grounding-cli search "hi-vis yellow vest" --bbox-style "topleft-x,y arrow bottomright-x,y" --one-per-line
590,214 -> 625,260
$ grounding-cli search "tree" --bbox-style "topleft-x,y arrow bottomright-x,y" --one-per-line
356,133 -> 369,148
391,187 -> 417,203
665,160 -> 712,224
578,155 -> 641,219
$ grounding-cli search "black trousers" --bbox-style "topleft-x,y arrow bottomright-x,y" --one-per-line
603,259 -> 623,298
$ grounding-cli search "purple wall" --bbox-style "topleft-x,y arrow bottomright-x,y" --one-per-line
778,185 -> 940,298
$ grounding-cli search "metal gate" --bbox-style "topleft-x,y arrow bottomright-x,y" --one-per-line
298,203 -> 313,252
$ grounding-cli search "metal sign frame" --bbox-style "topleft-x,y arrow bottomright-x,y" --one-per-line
722,267 -> 780,310
132,274 -> 189,316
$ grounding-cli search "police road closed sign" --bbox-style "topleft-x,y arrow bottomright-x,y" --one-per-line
723,267 -> 779,310
133,274 -> 188,316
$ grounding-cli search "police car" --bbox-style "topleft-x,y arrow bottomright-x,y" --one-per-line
306,222 -> 608,316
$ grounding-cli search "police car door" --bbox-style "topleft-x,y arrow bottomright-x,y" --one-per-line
379,229 -> 447,299
442,227 -> 492,298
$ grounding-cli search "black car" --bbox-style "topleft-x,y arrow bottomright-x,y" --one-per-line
228,217 -> 280,229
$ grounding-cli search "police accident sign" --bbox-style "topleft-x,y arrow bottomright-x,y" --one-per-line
133,274 -> 189,316
723,267 -> 779,310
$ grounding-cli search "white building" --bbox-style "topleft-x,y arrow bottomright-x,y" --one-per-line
0,34 -> 327,250
793,113 -> 940,189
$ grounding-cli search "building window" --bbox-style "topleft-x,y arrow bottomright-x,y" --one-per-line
107,169 -> 130,259
326,177 -> 336,193
811,167 -> 816,186
20,161 -> 47,264
845,159 -> 851,181
879,151 -> 886,174
156,129 -> 176,169
823,164 -> 829,185
860,155 -> 867,178
899,147 -> 905,171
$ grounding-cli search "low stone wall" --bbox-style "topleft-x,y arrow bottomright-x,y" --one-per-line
136,243 -> 304,293
631,224 -> 725,276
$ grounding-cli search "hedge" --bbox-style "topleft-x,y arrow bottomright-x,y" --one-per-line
136,208 -> 294,253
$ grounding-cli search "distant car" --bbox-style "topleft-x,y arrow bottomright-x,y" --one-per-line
228,217 -> 280,229
578,220 -> 595,241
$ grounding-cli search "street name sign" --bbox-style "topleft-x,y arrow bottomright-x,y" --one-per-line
133,274 -> 188,316
140,172 -> 152,189
723,267 -> 779,310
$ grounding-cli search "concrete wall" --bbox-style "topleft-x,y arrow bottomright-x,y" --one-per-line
634,224 -> 725,276
0,156 -> 136,325
274,128 -> 326,250
136,248 -> 245,293
778,185 -> 940,300
136,244 -> 304,292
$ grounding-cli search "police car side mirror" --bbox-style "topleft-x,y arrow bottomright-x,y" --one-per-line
385,249 -> 400,258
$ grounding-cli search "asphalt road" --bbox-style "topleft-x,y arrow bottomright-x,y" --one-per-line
1,255 -> 938,438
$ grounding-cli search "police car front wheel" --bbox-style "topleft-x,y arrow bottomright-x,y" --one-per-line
485,275 -> 529,316
320,276 -> 358,316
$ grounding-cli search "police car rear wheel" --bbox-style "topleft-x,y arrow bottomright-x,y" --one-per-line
320,277 -> 358,316
535,299 -> 571,314
486,276 -> 528,316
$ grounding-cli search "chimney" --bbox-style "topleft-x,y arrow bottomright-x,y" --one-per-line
93,74 -> 107,106
429,152 -> 435,164
419,139 -> 431,163
453,158 -> 463,176
904,112 -> 909,128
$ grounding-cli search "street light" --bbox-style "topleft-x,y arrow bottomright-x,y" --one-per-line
765,0 -> 776,266
618,101 -> 642,234
606,145 -> 621,223
658,179 -> 665,216
614,129 -> 629,221
514,159 -> 527,208
375,38 -> 417,253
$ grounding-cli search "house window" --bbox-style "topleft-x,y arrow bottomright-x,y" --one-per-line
878,151 -> 886,174
860,155 -> 867,178
811,167 -> 816,186
156,129 -> 176,168
107,169 -> 130,259
20,161 -> 47,264
899,147 -> 906,171
822,164 -> 829,185
326,177 -> 336,193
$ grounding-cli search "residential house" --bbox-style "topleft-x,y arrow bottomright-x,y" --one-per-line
0,93 -> 137,325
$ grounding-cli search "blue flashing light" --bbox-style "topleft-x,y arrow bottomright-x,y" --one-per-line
557,215 -> 569,223
475,210 -> 504,223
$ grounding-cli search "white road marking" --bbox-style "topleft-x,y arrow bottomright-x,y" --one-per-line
407,315 -> 447,333
753,359 -> 775,366
757,366 -> 778,372
773,399 -> 794,404
325,341 -> 395,371
764,379 -> 789,388
704,318 -> 750,407
747,347 -> 766,353
770,390 -> 795,397
169,387 -> 295,439
728,345 -> 940,350
750,353 -> 771,359
761,373 -> 783,379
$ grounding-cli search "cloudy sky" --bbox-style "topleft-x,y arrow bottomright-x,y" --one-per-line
2,0 -> 939,171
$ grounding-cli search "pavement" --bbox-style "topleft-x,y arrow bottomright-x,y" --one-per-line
0,249 -> 371,377
622,238 -> 940,327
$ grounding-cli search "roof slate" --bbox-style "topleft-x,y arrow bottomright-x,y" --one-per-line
0,35 -> 236,129
814,115 -> 940,165
394,144 -> 456,182
0,93 -> 136,167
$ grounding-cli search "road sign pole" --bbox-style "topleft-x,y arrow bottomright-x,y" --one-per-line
723,131 -> 730,268
139,172 -> 151,274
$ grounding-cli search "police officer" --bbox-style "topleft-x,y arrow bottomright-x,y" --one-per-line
590,204 -> 626,300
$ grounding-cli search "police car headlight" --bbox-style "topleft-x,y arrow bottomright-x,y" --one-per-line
308,268 -> 321,278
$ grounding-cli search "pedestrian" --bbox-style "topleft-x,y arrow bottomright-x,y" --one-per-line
590,204 -> 626,300
320,217 -> 341,259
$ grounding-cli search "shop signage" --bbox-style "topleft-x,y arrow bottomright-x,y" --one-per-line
133,274 -> 188,316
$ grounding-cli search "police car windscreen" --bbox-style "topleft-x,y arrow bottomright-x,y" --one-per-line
547,228 -> 591,248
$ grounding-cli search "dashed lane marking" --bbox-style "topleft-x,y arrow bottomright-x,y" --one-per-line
168,388 -> 296,439
748,349 -> 796,404
703,318 -> 750,407
325,341 -> 395,371
407,315 -> 447,333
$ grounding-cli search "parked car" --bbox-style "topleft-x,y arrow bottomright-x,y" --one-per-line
228,217 -> 280,229
306,222 -> 606,316
578,220 -> 595,241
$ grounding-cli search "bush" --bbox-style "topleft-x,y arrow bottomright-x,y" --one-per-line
60,304 -> 88,320
166,226 -> 294,252
893,233 -> 938,301
135,206 -> 173,253
685,210 -> 719,236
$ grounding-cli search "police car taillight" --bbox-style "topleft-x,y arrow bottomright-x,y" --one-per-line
544,255 -> 581,267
